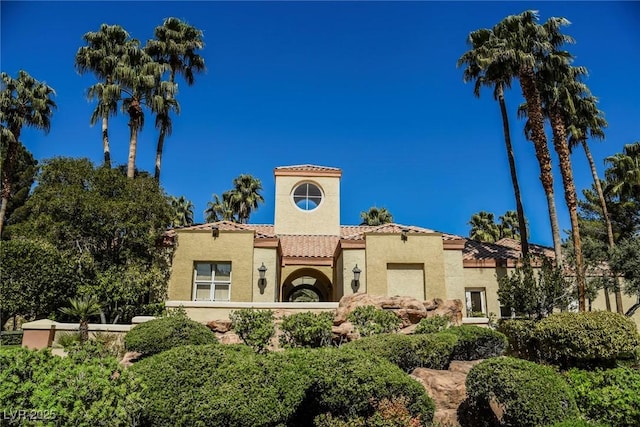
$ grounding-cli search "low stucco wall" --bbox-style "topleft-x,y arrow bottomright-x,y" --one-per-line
165,300 -> 339,323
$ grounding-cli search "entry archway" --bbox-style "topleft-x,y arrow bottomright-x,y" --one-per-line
282,268 -> 333,302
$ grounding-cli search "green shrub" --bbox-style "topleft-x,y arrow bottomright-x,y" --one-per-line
443,325 -> 507,360
56,331 -> 81,349
549,419 -> 607,427
462,357 -> 577,427
131,345 -> 434,427
230,308 -> 275,353
348,306 -> 402,337
534,311 -> 640,368
565,367 -> 640,427
124,314 -> 217,356
0,346 -> 143,426
279,311 -> 333,348
344,332 -> 458,372
414,315 -> 450,334
0,331 -> 23,346
313,396 -> 424,426
497,318 -> 538,360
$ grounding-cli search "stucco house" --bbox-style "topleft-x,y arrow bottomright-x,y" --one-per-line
166,164 -> 576,322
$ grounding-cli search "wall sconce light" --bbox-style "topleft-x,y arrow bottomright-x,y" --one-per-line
258,263 -> 267,293
211,225 -> 219,238
401,228 -> 408,242
352,264 -> 361,283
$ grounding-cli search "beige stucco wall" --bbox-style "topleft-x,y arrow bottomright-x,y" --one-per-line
167,230 -> 256,302
365,234 -> 447,299
443,250 -> 465,300
591,289 -> 640,327
252,247 -> 279,302
341,249 -> 367,296
461,267 -> 510,317
274,175 -> 340,236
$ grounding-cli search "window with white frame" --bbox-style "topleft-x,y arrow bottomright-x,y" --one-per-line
465,288 -> 487,317
193,262 -> 231,301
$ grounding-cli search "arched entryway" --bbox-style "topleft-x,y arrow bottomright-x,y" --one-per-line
282,268 -> 333,302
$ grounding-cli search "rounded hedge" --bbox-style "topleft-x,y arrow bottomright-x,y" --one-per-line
130,345 -> 434,426
343,332 -> 458,372
565,367 -> 640,427
497,319 -> 538,360
414,315 -> 450,334
442,325 -> 507,360
534,311 -> 640,368
463,357 -> 578,427
279,311 -> 333,348
124,315 -> 217,356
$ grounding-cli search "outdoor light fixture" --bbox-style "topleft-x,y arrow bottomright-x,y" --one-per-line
352,264 -> 361,283
211,225 -> 219,238
258,263 -> 268,293
401,228 -> 409,242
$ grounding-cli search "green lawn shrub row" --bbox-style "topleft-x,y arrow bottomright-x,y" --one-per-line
279,311 -> 333,348
130,345 -> 434,427
124,313 -> 217,357
461,357 -> 578,427
0,346 -> 143,426
348,306 -> 402,336
565,367 -> 640,427
344,333 -> 458,372
499,311 -> 640,368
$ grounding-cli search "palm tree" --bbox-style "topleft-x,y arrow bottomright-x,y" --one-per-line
488,10 -> 572,265
605,142 -> 640,201
360,206 -> 393,226
229,174 -> 264,224
0,70 -> 56,236
146,18 -> 205,182
170,195 -> 195,227
75,24 -> 134,168
118,48 -> 170,179
498,210 -> 522,240
205,192 -> 236,222
528,58 -> 588,311
59,296 -> 102,343
469,211 -> 501,242
458,27 -> 529,257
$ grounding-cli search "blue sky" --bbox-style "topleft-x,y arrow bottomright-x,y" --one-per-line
2,1 -> 639,246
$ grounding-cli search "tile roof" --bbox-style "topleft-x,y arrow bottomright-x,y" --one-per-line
165,222 -> 551,262
274,164 -> 341,173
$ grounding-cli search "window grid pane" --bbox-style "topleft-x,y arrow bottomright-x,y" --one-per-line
194,262 -> 231,301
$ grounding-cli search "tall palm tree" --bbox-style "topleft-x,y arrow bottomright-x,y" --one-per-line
567,94 -> 622,312
204,192 -> 236,222
489,10 -> 572,265
229,174 -> 264,224
498,210 -> 522,240
458,27 -> 529,257
469,211 -> 501,242
75,24 -> 134,168
118,48 -> 170,179
534,60 -> 589,311
0,70 -> 56,236
605,142 -> 640,201
145,18 -> 205,182
170,195 -> 195,227
59,296 -> 102,343
360,206 -> 394,226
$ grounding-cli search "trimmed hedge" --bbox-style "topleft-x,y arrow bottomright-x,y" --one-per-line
462,357 -> 578,427
497,319 -> 538,360
344,332 -> 458,372
0,347 -> 143,426
279,311 -> 333,348
565,367 -> 640,427
414,315 -> 450,334
230,308 -> 275,353
535,311 -> 640,368
348,306 -> 402,336
130,345 -> 434,426
124,314 -> 217,356
443,325 -> 507,360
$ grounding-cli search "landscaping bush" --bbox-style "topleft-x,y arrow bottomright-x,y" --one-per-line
414,315 -> 450,334
0,346 -> 143,426
313,396 -> 423,427
344,332 -> 458,372
348,306 -> 402,337
279,311 -> 333,348
462,357 -> 577,427
124,313 -> 217,357
443,325 -> 507,360
130,344 -> 434,427
534,311 -> 640,368
230,308 -> 275,353
0,331 -> 23,346
565,367 -> 640,427
549,419 -> 607,427
497,318 -> 538,360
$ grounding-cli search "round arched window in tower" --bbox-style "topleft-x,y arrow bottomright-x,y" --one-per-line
292,182 -> 323,211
